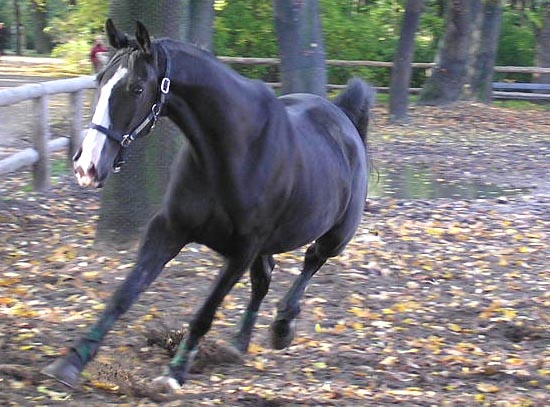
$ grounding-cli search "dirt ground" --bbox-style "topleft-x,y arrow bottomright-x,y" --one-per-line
1,102 -> 550,406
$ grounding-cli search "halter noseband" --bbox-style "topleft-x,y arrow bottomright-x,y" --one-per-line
90,43 -> 172,172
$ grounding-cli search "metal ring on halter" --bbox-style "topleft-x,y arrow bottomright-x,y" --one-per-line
152,103 -> 161,118
161,78 -> 171,94
121,134 -> 135,147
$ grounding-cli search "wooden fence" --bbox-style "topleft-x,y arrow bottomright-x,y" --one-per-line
1,58 -> 550,192
0,76 -> 95,191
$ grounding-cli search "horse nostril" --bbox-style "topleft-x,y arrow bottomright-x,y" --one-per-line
87,163 -> 97,179
75,166 -> 85,178
73,147 -> 82,162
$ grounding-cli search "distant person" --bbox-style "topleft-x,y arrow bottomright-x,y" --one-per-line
90,36 -> 109,73
0,22 -> 6,56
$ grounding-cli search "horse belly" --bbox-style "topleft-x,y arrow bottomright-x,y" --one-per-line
261,192 -> 349,255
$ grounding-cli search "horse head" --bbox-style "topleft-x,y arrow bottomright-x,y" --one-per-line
73,19 -> 164,188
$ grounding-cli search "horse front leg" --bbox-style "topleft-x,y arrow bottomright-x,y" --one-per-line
232,255 -> 274,353
42,213 -> 188,388
154,247 -> 258,389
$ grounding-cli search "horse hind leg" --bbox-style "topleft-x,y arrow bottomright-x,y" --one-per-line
270,242 -> 330,350
233,255 -> 275,353
270,201 -> 363,350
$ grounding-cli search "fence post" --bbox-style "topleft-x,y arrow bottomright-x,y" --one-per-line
32,93 -> 50,191
70,90 -> 85,163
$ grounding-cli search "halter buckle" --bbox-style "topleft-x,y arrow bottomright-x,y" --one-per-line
121,134 -> 134,147
161,78 -> 171,94
152,103 -> 161,118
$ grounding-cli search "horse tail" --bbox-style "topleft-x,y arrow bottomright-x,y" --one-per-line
333,78 -> 375,144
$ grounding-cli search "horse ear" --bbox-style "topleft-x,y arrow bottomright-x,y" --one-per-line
135,20 -> 151,55
105,18 -> 128,49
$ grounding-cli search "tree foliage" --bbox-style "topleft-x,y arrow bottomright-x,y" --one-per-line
0,0 -> 547,86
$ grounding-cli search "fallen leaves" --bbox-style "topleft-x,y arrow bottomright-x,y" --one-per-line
1,103 -> 550,405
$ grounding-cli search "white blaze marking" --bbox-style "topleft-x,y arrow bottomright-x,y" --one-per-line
75,67 -> 128,187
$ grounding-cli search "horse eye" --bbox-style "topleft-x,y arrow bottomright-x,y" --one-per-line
133,86 -> 143,96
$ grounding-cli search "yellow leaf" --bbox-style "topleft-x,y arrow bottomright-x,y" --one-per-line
248,343 -> 265,355
0,297 -> 17,306
474,394 -> 486,402
506,357 -> 524,366
379,356 -> 398,366
349,307 -> 371,318
501,308 -> 517,320
426,227 -> 444,236
90,380 -> 119,392
476,383 -> 499,393
352,322 -> 364,330
448,323 -> 462,332
333,323 -> 347,333
253,358 -> 265,371
82,271 -> 99,280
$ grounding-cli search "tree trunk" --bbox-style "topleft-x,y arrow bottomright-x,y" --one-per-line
13,0 -> 22,55
274,0 -> 327,96
188,0 -> 214,49
419,0 -> 472,105
465,0 -> 483,92
534,2 -> 550,85
30,0 -> 51,54
389,0 -> 425,122
469,0 -> 503,103
96,0 -> 193,247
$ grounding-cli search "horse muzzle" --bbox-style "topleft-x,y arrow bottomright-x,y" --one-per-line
74,162 -> 102,188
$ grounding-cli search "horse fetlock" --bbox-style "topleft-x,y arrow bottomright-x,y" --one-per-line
232,310 -> 258,353
269,318 -> 296,350
168,346 -> 197,385
41,352 -> 83,388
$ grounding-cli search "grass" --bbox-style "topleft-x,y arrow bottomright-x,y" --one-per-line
493,99 -> 550,111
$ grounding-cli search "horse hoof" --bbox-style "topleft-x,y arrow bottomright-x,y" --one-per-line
231,336 -> 250,354
41,356 -> 81,388
152,375 -> 182,393
269,319 -> 296,350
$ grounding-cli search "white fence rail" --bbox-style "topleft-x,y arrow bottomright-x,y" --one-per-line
0,76 -> 95,191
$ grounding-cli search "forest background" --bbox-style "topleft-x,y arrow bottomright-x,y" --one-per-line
0,0 -> 541,86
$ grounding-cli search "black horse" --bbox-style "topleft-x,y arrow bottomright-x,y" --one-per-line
43,19 -> 375,389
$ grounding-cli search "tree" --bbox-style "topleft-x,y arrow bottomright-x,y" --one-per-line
419,0 -> 473,105
469,0 -> 503,102
534,1 -> 550,84
95,0 -> 206,247
13,0 -> 22,54
188,0 -> 214,49
30,0 -> 51,53
273,0 -> 327,96
389,0 -> 425,122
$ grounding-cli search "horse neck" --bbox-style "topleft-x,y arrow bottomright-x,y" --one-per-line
163,43 -> 270,164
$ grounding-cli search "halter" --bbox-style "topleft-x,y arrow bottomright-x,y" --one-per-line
90,42 -> 172,172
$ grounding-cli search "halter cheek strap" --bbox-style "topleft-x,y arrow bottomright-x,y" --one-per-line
89,43 -> 172,172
